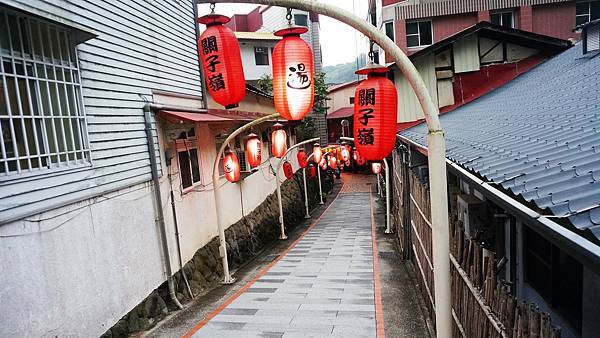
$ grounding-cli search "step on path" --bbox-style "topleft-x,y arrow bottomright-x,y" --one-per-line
185,182 -> 383,338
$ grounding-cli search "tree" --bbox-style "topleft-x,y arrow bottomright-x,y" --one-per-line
296,71 -> 328,142
257,74 -> 273,95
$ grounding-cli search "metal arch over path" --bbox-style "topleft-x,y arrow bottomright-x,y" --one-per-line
201,1 -> 452,336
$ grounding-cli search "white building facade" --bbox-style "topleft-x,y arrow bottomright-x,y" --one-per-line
0,1 -> 299,336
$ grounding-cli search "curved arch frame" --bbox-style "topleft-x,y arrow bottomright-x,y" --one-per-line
202,1 -> 451,336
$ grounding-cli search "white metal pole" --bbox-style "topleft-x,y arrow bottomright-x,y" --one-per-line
212,113 -> 279,284
307,152 -> 324,205
383,158 -> 392,234
275,137 -> 320,240
204,2 -> 451,335
377,173 -> 382,197
303,168 -> 310,219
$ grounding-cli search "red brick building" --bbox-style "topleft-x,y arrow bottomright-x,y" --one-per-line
373,0 -> 599,61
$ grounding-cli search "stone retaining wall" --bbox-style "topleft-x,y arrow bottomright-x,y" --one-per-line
101,170 -> 330,337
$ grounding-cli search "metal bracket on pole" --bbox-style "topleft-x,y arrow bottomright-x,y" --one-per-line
212,113 -> 279,284
383,158 -> 392,234
205,2 -> 451,336
275,137 -> 320,240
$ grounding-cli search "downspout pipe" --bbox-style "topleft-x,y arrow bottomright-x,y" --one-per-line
167,166 -> 194,299
143,104 -> 183,310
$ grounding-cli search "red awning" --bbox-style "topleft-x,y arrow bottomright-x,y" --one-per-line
326,107 -> 353,120
158,109 -> 276,123
159,110 -> 232,123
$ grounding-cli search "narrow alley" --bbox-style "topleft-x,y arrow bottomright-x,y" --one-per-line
144,175 -> 430,338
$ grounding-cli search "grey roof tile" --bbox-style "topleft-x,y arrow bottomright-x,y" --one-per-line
402,43 -> 600,241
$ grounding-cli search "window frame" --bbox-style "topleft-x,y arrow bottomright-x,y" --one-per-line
384,21 -> 395,43
175,128 -> 203,193
253,46 -> 269,66
294,13 -> 308,27
576,1 -> 600,26
406,20 -> 433,49
0,7 -> 91,179
490,10 -> 515,28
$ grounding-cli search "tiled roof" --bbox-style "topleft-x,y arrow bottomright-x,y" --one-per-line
401,44 -> 600,241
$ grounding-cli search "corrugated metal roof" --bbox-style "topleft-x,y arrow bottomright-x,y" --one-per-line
327,107 -> 353,119
401,44 -> 600,241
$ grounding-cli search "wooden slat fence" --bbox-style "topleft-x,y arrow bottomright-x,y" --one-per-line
408,169 -> 561,337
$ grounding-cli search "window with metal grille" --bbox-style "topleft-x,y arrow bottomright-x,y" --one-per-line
0,8 -> 89,176
490,10 -> 514,28
406,20 -> 432,48
576,1 -> 600,26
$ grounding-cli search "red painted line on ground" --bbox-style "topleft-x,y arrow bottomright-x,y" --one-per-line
370,194 -> 386,338
182,190 -> 343,338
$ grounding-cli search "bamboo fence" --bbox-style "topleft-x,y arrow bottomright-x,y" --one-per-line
407,170 -> 561,338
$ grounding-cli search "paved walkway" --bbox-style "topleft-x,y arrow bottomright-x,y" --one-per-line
184,180 -> 383,337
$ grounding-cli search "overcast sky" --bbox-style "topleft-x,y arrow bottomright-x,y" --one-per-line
197,1 -> 368,67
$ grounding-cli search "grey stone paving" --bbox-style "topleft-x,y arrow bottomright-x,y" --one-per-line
192,192 -> 376,338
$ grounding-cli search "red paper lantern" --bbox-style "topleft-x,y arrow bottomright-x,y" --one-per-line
313,143 -> 322,164
198,14 -> 245,109
308,164 -> 317,178
223,149 -> 241,183
271,123 -> 287,158
272,27 -> 314,121
353,64 -> 397,161
297,149 -> 308,168
319,157 -> 327,170
283,161 -> 294,179
371,162 -> 382,175
340,146 -> 350,162
245,133 -> 261,168
329,156 -> 338,170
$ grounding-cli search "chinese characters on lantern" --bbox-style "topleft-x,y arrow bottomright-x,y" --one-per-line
201,36 -> 226,92
356,88 -> 376,146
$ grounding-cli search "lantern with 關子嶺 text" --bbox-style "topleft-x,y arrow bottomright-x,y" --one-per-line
313,143 -> 322,164
271,123 -> 287,158
371,162 -> 382,175
297,149 -> 308,168
198,14 -> 245,109
308,163 -> 317,178
283,161 -> 294,179
245,133 -> 261,169
223,149 -> 241,183
329,156 -> 338,170
272,26 -> 314,121
353,64 -> 397,161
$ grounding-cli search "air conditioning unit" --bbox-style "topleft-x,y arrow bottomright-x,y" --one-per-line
457,194 -> 487,239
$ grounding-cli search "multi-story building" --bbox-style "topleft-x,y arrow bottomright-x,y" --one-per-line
371,0 -> 599,62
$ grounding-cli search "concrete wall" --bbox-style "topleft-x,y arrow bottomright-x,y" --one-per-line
237,39 -> 278,81
328,85 -> 357,113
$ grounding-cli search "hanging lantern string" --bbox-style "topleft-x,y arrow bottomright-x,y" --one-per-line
286,8 -> 292,26
209,2 -> 215,13
368,40 -> 375,62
